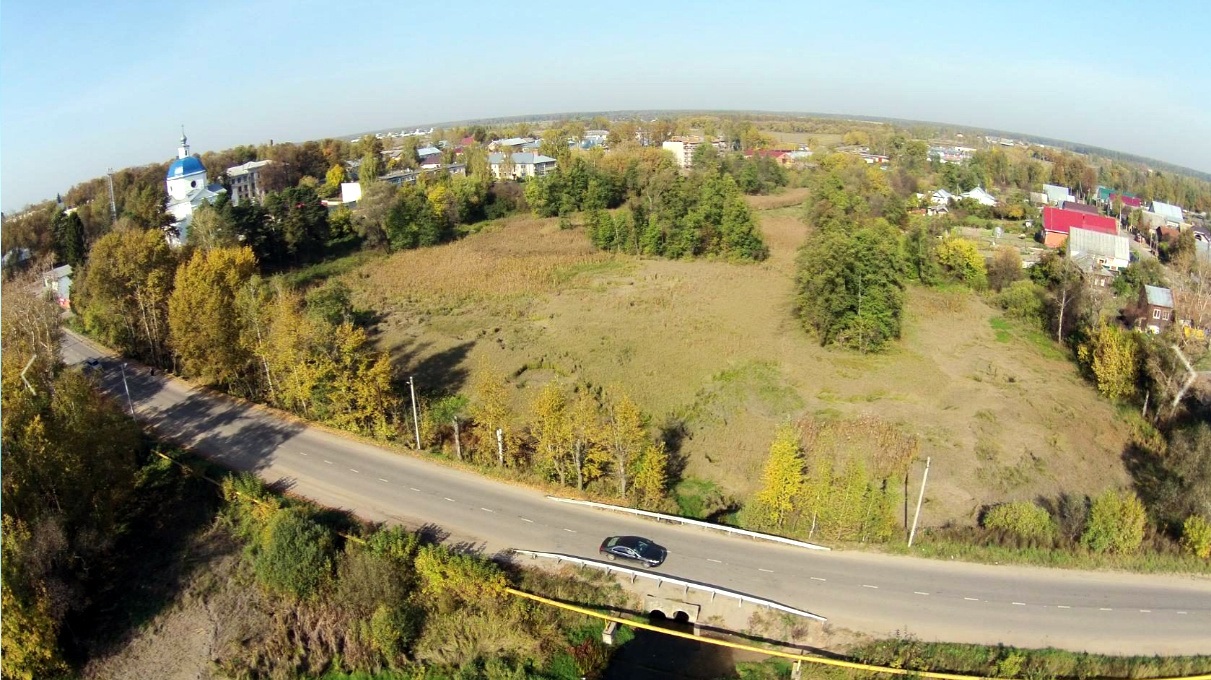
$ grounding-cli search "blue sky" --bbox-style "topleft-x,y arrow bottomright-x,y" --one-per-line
2,0 -> 1209,212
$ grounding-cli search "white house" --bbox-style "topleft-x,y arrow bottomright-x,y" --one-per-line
961,187 -> 998,207
1151,200 -> 1184,226
166,130 -> 226,246
487,152 -> 556,180
1067,226 -> 1129,285
43,264 -> 72,308
1043,183 -> 1074,206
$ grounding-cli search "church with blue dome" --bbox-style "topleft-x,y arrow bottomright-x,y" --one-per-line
166,129 -> 226,246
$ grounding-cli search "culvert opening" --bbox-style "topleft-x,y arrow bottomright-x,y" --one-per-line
673,611 -> 690,623
647,610 -> 668,622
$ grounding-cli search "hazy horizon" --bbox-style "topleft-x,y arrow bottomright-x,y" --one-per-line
3,0 -> 1209,213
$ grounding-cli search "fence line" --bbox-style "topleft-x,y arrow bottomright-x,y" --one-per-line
545,496 -> 830,551
511,549 -> 826,622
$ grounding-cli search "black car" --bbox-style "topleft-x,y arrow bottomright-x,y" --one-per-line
598,535 -> 667,567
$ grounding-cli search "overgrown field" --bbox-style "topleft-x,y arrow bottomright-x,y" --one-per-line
344,199 -> 1134,529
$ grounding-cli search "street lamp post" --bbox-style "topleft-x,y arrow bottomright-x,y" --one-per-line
120,363 -> 135,417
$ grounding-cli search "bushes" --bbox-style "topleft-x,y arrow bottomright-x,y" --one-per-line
936,237 -> 987,289
1081,490 -> 1147,554
252,507 -> 336,598
983,502 -> 1055,542
992,280 -> 1043,323
1181,516 -> 1211,559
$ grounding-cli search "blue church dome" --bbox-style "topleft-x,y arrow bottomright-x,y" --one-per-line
167,156 -> 205,179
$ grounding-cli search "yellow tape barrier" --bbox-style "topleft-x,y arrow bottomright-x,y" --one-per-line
505,587 -> 1211,680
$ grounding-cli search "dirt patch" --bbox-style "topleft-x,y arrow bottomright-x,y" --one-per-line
744,188 -> 810,211
347,208 -> 1133,528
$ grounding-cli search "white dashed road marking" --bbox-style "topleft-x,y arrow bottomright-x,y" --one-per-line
965,597 -> 980,602
297,451 -> 308,456
862,584 -> 879,589
444,497 -> 455,502
324,460 -> 333,465
707,558 -> 722,563
409,487 -> 421,492
349,469 -> 359,473
1140,610 -> 1152,613
481,507 -> 494,513
1057,605 -> 1071,609
810,577 -> 826,582
1012,602 -> 1026,606
1100,608 -> 1113,611
563,528 -> 576,533
758,568 -> 774,573
520,517 -> 534,523
914,591 -> 929,596
378,478 -> 389,483
1178,611 -> 1188,615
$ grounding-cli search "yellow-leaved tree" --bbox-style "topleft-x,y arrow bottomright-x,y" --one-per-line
1078,322 -> 1139,401
531,382 -> 573,486
602,389 -> 646,497
568,387 -> 608,491
631,440 -> 670,510
468,359 -> 514,465
752,424 -> 805,529
168,246 -> 257,389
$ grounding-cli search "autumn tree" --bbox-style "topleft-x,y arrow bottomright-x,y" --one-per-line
987,246 -> 1023,292
168,246 -> 258,389
73,228 -> 178,366
531,382 -> 574,486
567,387 -> 607,491
602,390 -> 646,497
631,441 -> 670,510
1078,322 -> 1139,401
1081,490 -> 1147,554
751,424 -> 805,529
936,237 -> 987,289
186,201 -> 237,251
51,209 -> 86,268
468,359 -> 513,465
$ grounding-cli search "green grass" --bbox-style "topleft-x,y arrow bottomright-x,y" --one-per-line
895,534 -> 1211,575
674,477 -> 729,519
989,316 -> 1012,342
851,636 -> 1211,679
280,250 -> 384,288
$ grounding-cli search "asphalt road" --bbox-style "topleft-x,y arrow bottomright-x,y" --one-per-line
64,331 -> 1211,655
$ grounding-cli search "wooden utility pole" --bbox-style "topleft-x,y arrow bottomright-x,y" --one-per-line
408,376 -> 421,449
453,418 -> 462,460
908,457 -> 931,547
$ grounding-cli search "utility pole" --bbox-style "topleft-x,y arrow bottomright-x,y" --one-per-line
496,428 -> 504,466
106,168 -> 117,223
408,375 -> 421,449
908,456 -> 931,547
120,363 -> 135,417
452,418 -> 462,460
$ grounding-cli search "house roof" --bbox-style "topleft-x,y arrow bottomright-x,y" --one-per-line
1144,284 -> 1174,308
494,137 -> 533,147
1096,187 -> 1142,207
1042,206 -> 1117,236
226,159 -> 273,177
745,149 -> 788,158
1151,200 -> 1184,222
1061,201 -> 1099,215
417,146 -> 441,157
1043,184 -> 1072,203
1067,227 -> 1129,263
962,187 -> 997,206
488,152 -> 556,165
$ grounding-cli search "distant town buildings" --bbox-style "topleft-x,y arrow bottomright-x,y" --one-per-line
661,136 -> 727,169
226,160 -> 274,206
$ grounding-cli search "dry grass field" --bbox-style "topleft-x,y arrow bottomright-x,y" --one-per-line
343,197 -> 1133,527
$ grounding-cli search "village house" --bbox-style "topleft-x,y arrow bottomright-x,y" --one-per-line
1138,284 -> 1175,334
1151,200 -> 1184,226
1067,226 -> 1130,287
1043,183 -> 1075,206
43,264 -> 72,308
1041,206 -> 1117,248
961,186 -> 997,207
1061,201 -> 1099,215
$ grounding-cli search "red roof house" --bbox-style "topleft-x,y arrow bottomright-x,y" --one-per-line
1042,206 -> 1117,248
1111,193 -> 1143,209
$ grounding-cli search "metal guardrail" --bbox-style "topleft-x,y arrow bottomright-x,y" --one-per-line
512,549 -> 827,622
545,496 -> 831,551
